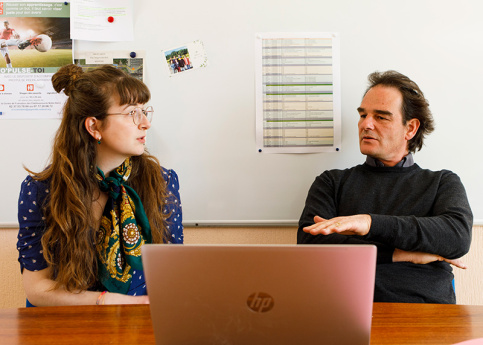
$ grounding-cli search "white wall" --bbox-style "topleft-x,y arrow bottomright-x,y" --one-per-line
2,0 -> 483,226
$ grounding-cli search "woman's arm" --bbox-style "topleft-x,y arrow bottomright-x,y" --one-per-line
22,267 -> 149,307
163,168 -> 183,243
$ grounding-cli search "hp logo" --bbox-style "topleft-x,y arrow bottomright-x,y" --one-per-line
247,292 -> 274,313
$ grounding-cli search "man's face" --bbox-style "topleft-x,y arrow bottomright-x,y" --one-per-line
357,85 -> 418,166
4,22 -> 9,29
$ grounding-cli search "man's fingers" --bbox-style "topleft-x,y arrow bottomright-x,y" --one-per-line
313,215 -> 325,223
302,216 -> 327,233
445,258 -> 467,269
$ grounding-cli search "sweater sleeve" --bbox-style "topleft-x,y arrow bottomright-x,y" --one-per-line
366,171 -> 472,259
297,171 -> 394,264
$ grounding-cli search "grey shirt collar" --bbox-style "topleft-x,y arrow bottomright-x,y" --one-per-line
365,153 -> 414,168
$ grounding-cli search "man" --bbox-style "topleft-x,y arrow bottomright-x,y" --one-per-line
177,55 -> 185,71
297,70 -> 472,304
0,20 -> 39,68
0,20 -> 20,68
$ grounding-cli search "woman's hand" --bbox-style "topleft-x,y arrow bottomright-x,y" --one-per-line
103,292 -> 149,305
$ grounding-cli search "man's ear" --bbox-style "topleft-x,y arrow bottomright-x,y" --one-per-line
405,118 -> 420,141
84,117 -> 102,140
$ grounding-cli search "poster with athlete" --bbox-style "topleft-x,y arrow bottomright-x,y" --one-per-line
0,1 -> 72,119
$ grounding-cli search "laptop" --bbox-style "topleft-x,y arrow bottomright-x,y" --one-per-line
142,244 -> 376,345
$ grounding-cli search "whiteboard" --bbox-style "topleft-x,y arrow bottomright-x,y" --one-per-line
2,0 -> 483,227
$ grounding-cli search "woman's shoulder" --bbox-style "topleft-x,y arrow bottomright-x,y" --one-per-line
20,173 -> 51,186
161,167 -> 179,180
19,175 -> 51,204
161,167 -> 180,190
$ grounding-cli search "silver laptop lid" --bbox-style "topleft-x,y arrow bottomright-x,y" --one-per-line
142,244 -> 376,345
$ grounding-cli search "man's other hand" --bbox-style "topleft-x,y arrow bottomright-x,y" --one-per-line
393,248 -> 467,269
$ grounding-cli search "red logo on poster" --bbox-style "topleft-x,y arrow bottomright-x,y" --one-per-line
27,84 -> 34,91
0,84 -> 4,92
0,3 -> 3,15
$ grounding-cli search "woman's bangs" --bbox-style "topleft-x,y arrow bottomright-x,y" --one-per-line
116,77 -> 151,105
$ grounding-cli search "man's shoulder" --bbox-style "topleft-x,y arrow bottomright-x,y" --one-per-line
320,164 -> 363,174
314,164 -> 365,185
319,163 -> 376,178
411,165 -> 460,179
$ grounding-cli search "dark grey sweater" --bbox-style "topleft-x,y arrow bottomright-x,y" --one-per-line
297,163 -> 473,303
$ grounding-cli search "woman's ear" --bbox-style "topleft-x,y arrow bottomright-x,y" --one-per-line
84,117 -> 101,141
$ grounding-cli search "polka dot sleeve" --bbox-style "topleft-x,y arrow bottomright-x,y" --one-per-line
17,176 -> 50,273
162,168 -> 184,244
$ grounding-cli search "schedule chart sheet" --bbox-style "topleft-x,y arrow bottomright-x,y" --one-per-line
256,33 -> 341,153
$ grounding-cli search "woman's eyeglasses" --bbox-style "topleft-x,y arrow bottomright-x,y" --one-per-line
106,106 -> 154,125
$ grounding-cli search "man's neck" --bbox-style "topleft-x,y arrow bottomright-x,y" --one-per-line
365,153 -> 414,168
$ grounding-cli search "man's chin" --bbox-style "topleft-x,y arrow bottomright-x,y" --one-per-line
359,144 -> 378,157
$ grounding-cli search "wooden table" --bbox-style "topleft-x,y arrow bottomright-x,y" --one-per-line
1,303 -> 483,344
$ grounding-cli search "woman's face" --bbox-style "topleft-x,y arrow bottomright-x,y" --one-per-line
95,98 -> 151,173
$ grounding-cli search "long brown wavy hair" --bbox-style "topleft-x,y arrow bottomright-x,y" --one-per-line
28,64 -> 169,292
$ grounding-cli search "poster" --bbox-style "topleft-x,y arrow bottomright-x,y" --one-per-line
74,50 -> 145,81
255,32 -> 341,153
0,1 -> 72,119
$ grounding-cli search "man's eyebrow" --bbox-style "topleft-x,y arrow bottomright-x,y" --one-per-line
374,110 -> 393,116
357,107 -> 393,116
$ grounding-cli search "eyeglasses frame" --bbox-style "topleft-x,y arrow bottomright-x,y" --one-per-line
105,105 -> 154,125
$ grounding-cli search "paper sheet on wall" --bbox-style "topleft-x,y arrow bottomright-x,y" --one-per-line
74,50 -> 145,81
255,32 -> 341,153
70,0 -> 133,41
0,1 -> 72,119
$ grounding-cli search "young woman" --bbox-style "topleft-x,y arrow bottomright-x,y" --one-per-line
17,64 -> 183,307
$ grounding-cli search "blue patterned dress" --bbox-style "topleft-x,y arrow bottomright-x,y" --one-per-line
17,168 -> 183,305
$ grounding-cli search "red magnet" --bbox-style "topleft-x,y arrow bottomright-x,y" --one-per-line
107,16 -> 114,23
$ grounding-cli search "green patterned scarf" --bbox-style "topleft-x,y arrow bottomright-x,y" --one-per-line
95,158 -> 152,294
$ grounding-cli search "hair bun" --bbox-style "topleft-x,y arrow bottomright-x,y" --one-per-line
51,64 -> 84,96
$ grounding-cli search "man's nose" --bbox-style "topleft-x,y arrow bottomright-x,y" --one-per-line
360,116 -> 375,130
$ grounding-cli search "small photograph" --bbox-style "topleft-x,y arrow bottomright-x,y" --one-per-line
164,46 -> 193,75
0,17 -> 72,69
162,40 -> 207,77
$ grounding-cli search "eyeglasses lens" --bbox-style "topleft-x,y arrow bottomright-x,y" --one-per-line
133,106 -> 153,124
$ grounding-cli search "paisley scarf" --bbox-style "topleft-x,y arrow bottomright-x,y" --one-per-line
95,158 -> 152,294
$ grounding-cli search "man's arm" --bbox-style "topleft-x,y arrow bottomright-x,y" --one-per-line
369,171 -> 472,259
392,248 -> 466,269
301,171 -> 472,260
297,171 -> 395,264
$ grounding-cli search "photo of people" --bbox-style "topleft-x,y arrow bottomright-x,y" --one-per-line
74,57 -> 144,81
164,46 -> 193,75
0,17 -> 72,69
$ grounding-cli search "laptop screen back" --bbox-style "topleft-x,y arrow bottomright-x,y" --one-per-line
142,244 -> 376,345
